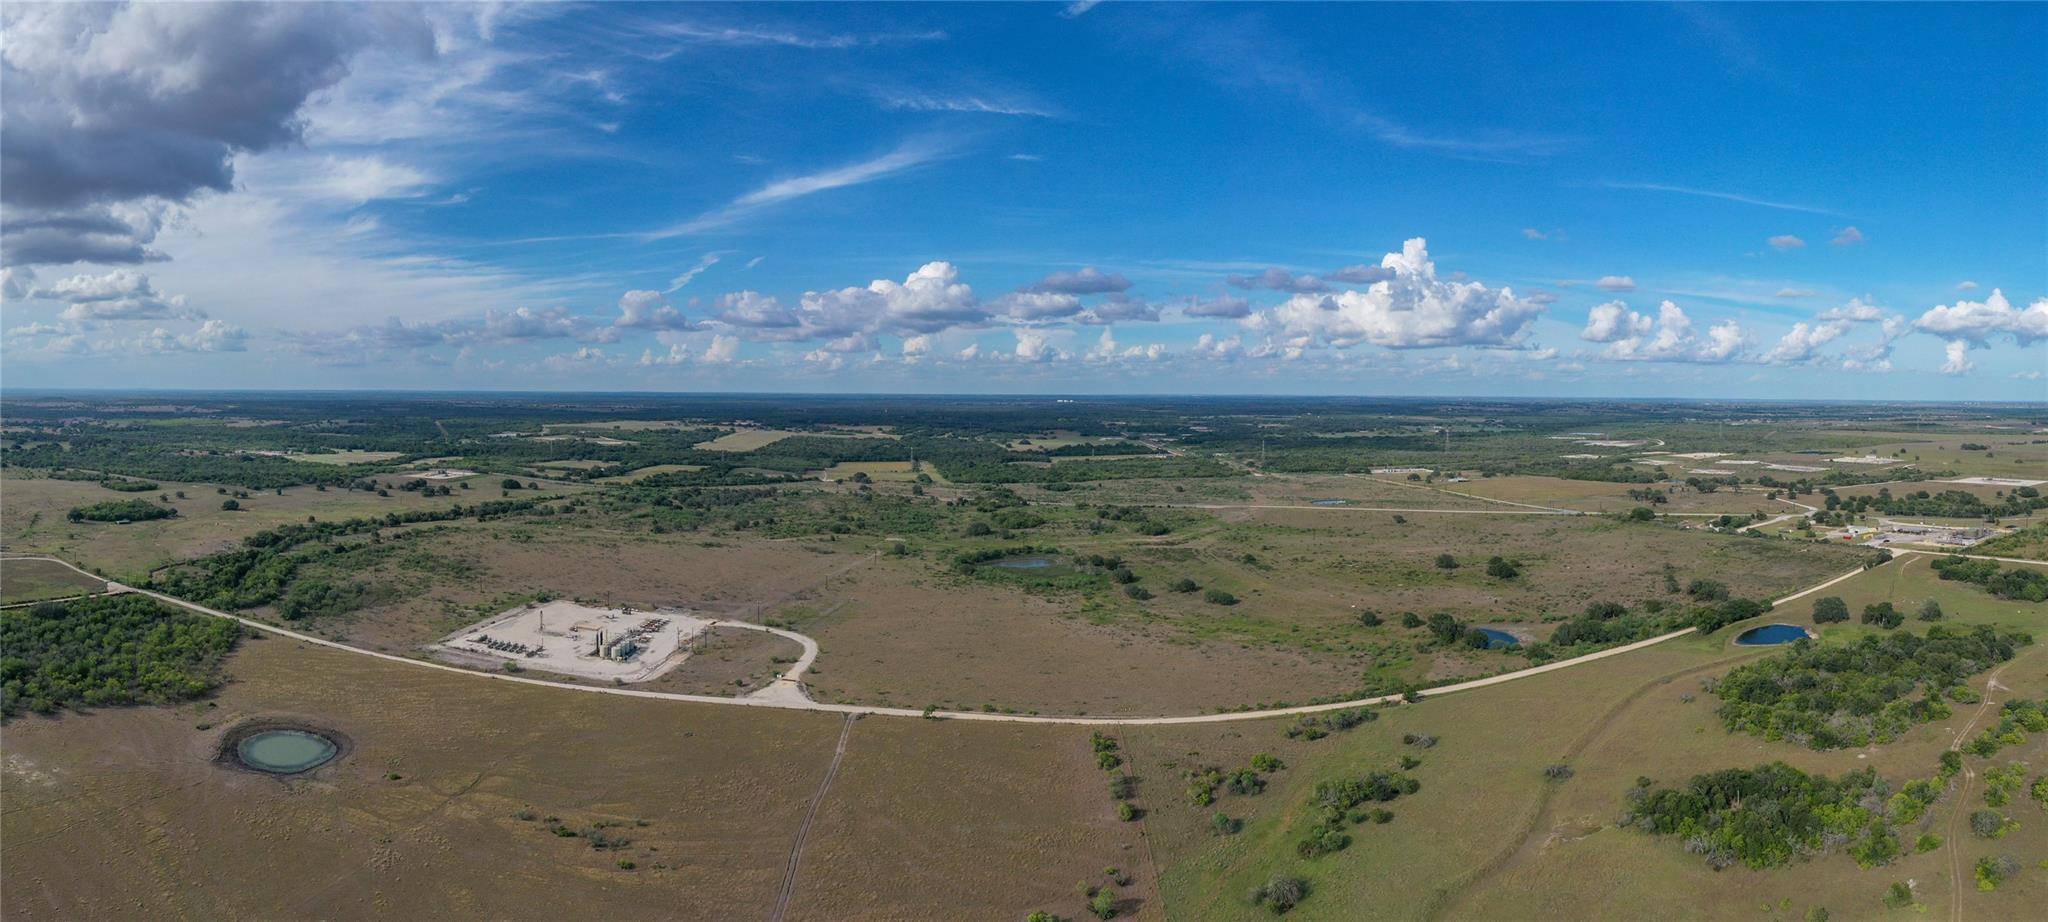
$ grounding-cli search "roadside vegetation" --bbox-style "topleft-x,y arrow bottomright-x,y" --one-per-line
0,594 -> 243,717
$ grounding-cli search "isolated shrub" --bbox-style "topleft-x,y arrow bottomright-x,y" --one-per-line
1203,588 -> 1239,606
1170,578 -> 1199,593
1357,611 -> 1382,627
1123,585 -> 1153,601
1110,567 -> 1137,584
1975,855 -> 2021,891
1209,812 -> 1242,835
1917,599 -> 1944,621
1544,764 -> 1575,781
220,499 -> 241,511
1088,886 -> 1119,920
1485,556 -> 1520,579
1400,612 -> 1423,628
1969,810 -> 2012,839
1434,554 -> 1458,570
1249,875 -> 1307,914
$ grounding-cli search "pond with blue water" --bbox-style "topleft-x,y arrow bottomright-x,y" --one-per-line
1735,624 -> 1811,646
1477,628 -> 1521,649
987,556 -> 1057,570
235,729 -> 339,774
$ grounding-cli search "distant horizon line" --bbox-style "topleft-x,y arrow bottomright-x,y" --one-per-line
2,386 -> 2043,408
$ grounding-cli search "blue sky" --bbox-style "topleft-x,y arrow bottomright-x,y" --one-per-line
2,1 -> 2043,397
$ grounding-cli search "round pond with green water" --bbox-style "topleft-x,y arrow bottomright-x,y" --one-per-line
236,729 -> 339,774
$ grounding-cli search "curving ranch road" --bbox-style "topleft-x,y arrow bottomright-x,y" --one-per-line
0,552 -> 1908,726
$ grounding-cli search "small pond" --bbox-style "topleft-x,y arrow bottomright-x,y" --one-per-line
1735,623 -> 1812,646
236,729 -> 339,774
987,555 -> 1057,570
1477,628 -> 1521,649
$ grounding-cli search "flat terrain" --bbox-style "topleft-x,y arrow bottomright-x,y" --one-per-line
1135,557 -> 2048,920
1,632 -> 1152,921
648,626 -> 806,696
0,557 -> 106,604
0,472 -> 552,580
1446,474 -> 1790,514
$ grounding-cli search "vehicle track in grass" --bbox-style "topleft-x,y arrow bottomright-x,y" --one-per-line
771,713 -> 856,922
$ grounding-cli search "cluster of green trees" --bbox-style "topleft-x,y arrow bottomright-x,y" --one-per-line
1714,625 -> 2029,749
1622,763 -> 1899,869
1295,769 -> 1417,858
1284,707 -> 1377,741
1823,486 -> 2046,520
1931,556 -> 2048,603
67,498 -> 177,522
1,595 -> 242,717
7,442 -> 370,489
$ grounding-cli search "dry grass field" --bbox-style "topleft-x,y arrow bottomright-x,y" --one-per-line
819,460 -> 950,484
646,626 -> 805,696
1446,474 -> 1792,514
0,557 -> 107,604
284,451 -> 407,465
1,630 -> 1156,921
265,524 -> 873,652
793,556 -> 1365,715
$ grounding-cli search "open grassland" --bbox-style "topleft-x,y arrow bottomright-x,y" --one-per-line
820,460 -> 950,484
0,558 -> 106,604
1445,474 -> 1791,514
792,716 -> 1157,920
1844,435 -> 2048,479
257,522 -> 874,653
1016,473 -> 1501,510
790,514 -> 1864,714
250,504 -> 1868,715
594,463 -> 706,483
1,629 -> 1152,921
696,428 -> 895,452
1139,557 -> 2048,920
283,451 -> 407,465
793,557 -> 1366,715
0,472 -> 565,580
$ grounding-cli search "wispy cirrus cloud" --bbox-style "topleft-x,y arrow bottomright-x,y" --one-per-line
639,21 -> 946,50
878,92 -> 1058,118
1592,181 -> 1843,216
650,137 -> 956,239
